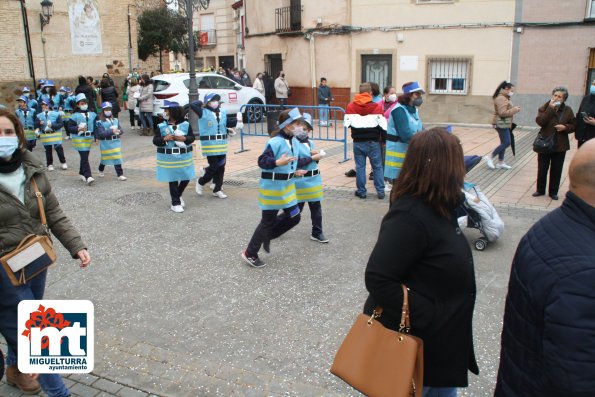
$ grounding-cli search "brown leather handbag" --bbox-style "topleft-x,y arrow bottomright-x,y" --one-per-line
330,285 -> 424,397
0,178 -> 56,286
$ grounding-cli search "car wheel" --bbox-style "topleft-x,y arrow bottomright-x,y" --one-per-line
243,99 -> 264,123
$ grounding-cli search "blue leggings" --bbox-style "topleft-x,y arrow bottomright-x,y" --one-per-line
492,128 -> 511,161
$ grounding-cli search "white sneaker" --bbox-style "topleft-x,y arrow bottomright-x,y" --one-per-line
384,183 -> 392,192
65,136 -> 70,140
483,155 -> 495,170
496,162 -> 512,170
213,190 -> 228,199
118,175 -> 127,181
86,177 -> 95,185
61,163 -> 68,170
170,205 -> 184,213
210,183 -> 216,190
180,198 -> 185,208
195,181 -> 203,195
80,175 -> 86,182
98,172 -> 105,178
199,166 -> 205,178
47,165 -> 54,171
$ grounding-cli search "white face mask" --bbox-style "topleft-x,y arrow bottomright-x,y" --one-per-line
208,101 -> 219,109
163,113 -> 170,120
80,105 -> 88,111
388,94 -> 397,103
295,130 -> 309,140
104,111 -> 112,117
508,92 -> 514,97
290,126 -> 305,136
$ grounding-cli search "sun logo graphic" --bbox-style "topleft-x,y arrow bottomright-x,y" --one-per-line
18,300 -> 94,373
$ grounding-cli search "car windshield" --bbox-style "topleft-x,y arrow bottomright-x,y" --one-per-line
153,80 -> 170,92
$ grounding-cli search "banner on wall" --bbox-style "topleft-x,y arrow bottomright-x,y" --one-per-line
68,0 -> 102,54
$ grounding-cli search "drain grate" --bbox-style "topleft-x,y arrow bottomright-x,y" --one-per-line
223,179 -> 245,186
115,192 -> 163,206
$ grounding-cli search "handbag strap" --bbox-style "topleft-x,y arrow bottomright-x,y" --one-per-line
30,178 -> 48,231
399,284 -> 411,333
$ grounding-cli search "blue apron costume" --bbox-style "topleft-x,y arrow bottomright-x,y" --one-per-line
156,121 -> 196,182
70,111 -> 97,151
15,105 -> 36,142
258,135 -> 299,210
295,139 -> 323,203
97,118 -> 123,166
36,110 -> 63,146
384,103 -> 423,180
199,107 -> 228,156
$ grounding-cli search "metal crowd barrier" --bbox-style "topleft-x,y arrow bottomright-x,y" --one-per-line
236,104 -> 351,163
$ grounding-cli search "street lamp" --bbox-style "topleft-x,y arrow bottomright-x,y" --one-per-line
163,0 -> 210,133
39,0 -> 53,31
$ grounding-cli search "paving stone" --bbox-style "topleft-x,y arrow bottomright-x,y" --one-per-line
0,383 -> 25,397
91,378 -> 123,394
95,392 -> 118,397
70,382 -> 100,397
116,386 -> 148,397
68,373 -> 100,386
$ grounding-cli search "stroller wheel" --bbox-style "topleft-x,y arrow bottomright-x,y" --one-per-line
474,238 -> 488,251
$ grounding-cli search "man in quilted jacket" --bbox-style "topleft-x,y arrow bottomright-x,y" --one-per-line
495,139 -> 595,397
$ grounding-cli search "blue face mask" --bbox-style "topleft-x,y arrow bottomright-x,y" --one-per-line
590,85 -> 595,95
0,136 -> 19,158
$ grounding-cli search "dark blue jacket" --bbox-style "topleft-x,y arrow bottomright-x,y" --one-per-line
495,191 -> 595,397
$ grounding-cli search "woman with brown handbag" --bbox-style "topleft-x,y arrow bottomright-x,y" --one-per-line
0,109 -> 91,396
364,128 -> 479,397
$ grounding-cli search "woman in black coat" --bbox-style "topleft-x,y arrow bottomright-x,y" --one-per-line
364,128 -> 478,397
99,78 -> 120,118
575,78 -> 595,148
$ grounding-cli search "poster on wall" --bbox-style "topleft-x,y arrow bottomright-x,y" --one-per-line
68,0 -> 103,54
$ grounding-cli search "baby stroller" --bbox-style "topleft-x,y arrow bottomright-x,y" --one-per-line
458,156 -> 505,251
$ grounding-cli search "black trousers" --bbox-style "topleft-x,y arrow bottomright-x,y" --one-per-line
536,151 -> 566,196
169,180 -> 189,206
297,201 -> 323,236
198,154 -> 226,192
246,206 -> 301,257
78,150 -> 92,178
44,144 -> 66,166
26,140 -> 36,152
99,163 -> 124,176
129,109 -> 140,127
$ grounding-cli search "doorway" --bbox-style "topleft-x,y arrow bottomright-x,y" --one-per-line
361,55 -> 392,90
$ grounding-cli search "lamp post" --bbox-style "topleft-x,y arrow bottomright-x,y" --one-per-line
39,0 -> 53,80
163,0 -> 210,133
127,4 -> 136,74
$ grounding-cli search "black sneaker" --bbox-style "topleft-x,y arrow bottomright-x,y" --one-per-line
345,169 -> 356,177
354,191 -> 367,199
263,239 -> 271,253
377,193 -> 385,200
310,233 -> 329,243
241,251 -> 266,268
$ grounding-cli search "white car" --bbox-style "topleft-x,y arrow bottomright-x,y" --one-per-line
151,73 -> 266,125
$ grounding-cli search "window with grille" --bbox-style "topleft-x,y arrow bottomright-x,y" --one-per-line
428,58 -> 471,95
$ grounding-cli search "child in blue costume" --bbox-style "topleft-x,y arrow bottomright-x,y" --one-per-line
21,86 -> 39,113
96,102 -> 127,181
242,108 -> 321,268
62,88 -> 76,140
295,113 -> 328,243
190,93 -> 229,199
15,96 -> 37,151
153,100 -> 196,213
34,99 -> 67,172
65,93 -> 98,185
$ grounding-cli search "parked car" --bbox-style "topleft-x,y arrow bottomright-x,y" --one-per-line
151,73 -> 266,126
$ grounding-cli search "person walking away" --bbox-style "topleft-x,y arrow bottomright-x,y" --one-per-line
34,99 -> 67,172
365,128 -> 478,397
126,77 -> 142,130
318,77 -> 334,127
99,78 -> 121,119
370,82 -> 382,103
385,81 -> 425,185
253,73 -> 265,97
138,74 -> 154,136
262,72 -> 275,105
295,113 -> 328,243
274,71 -> 290,108
241,108 -> 313,268
75,75 -> 96,111
66,93 -> 97,185
484,81 -> 521,170
0,109 -> 91,397
495,139 -> 595,397
153,100 -> 196,213
96,102 -> 127,180
575,78 -> 595,148
15,96 -> 37,151
532,86 -> 575,200
345,82 -> 386,199
190,93 -> 229,199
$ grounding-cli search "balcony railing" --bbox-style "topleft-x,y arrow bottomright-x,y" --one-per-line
197,29 -> 216,46
275,5 -> 302,33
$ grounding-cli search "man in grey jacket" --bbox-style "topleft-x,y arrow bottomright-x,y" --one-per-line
317,77 -> 334,126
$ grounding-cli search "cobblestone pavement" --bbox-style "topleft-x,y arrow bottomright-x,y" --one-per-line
0,124 -> 566,396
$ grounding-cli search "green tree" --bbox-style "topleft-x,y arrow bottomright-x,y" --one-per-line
137,7 -> 187,72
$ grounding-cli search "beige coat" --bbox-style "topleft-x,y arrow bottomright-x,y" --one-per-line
127,84 -> 141,110
274,77 -> 289,99
137,84 -> 154,113
492,93 -> 518,128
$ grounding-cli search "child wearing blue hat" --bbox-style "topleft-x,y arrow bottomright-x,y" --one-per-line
34,99 -> 67,171
190,93 -> 229,199
66,93 -> 98,184
242,108 -> 321,268
21,87 -> 39,113
153,100 -> 196,213
62,88 -> 76,139
96,102 -> 127,181
295,113 -> 328,243
15,95 -> 37,151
